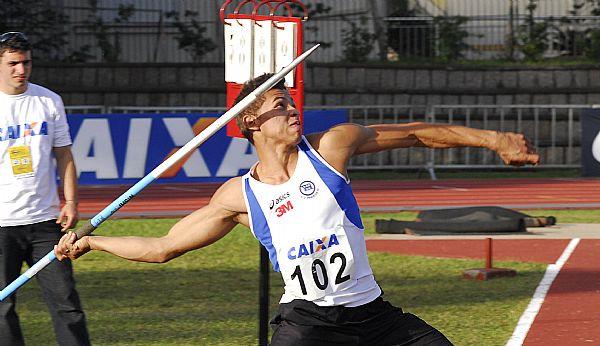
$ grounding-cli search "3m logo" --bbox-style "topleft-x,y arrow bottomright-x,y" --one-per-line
276,200 -> 294,217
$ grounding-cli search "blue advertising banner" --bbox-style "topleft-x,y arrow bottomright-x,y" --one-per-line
68,110 -> 348,184
581,108 -> 600,177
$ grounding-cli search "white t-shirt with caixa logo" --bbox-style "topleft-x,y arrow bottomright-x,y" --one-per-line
0,83 -> 72,226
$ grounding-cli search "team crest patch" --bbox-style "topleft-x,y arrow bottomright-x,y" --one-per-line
299,180 -> 318,198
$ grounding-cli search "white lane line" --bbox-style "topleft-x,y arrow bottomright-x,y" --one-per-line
506,238 -> 580,346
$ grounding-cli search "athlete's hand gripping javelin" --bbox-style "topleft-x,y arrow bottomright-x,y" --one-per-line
55,232 -> 90,260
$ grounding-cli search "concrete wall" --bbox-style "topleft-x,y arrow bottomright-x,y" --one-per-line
31,62 -> 600,107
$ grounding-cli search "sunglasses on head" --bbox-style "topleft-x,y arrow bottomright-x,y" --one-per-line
0,32 -> 29,44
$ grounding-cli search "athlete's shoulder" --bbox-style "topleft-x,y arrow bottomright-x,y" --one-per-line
211,177 -> 246,213
304,124 -> 371,174
215,176 -> 244,197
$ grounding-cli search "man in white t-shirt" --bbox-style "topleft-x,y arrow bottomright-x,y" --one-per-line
0,32 -> 90,346
56,74 -> 539,345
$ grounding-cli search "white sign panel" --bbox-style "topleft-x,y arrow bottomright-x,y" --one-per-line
224,19 -> 253,84
275,21 -> 297,87
253,21 -> 275,78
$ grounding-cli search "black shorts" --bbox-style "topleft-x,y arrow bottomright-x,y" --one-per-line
270,297 -> 453,346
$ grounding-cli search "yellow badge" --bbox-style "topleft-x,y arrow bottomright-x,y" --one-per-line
9,145 -> 34,177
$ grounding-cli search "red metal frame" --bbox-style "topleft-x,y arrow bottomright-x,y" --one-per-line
221,0 -> 307,138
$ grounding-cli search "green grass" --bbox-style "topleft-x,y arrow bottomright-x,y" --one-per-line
372,254 -> 544,345
522,209 -> 600,224
13,216 -> 555,345
14,205 -> 600,345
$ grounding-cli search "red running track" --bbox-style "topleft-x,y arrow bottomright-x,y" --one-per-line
366,239 -> 571,264
75,177 -> 600,218
520,240 -> 600,345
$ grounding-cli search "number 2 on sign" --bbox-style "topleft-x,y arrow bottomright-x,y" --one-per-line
290,252 -> 350,295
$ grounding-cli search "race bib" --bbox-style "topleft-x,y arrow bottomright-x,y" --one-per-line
8,145 -> 34,178
280,226 -> 356,301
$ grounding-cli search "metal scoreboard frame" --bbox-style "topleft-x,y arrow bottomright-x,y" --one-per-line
220,0 -> 308,138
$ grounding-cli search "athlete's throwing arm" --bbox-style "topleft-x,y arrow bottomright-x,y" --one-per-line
56,119 -> 538,263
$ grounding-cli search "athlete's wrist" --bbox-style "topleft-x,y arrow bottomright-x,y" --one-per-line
85,236 -> 95,251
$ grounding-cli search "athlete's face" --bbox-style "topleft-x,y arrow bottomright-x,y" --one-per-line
252,88 -> 302,143
0,50 -> 31,95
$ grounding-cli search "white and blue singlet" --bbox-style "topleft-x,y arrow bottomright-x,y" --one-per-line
242,136 -> 381,307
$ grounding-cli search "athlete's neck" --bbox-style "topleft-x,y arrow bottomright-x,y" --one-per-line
253,143 -> 299,185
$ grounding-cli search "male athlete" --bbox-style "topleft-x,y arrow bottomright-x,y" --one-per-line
56,73 -> 539,345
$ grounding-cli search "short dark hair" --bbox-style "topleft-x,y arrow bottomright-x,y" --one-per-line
233,73 -> 287,143
0,32 -> 32,56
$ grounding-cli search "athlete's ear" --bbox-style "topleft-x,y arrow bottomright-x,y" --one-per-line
243,113 -> 261,131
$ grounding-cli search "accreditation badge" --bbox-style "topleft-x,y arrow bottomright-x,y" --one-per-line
8,145 -> 35,178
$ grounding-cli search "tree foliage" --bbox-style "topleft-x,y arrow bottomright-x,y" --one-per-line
0,0 -> 69,61
389,0 -> 414,16
165,10 -> 218,62
516,0 -> 551,61
341,16 -> 377,63
303,2 -> 333,49
434,16 -> 470,62
84,0 -> 136,63
570,0 -> 600,59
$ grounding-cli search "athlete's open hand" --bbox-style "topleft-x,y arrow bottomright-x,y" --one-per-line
55,231 -> 91,261
494,132 -> 540,166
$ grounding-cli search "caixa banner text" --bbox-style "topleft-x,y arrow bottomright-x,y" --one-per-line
68,110 -> 347,184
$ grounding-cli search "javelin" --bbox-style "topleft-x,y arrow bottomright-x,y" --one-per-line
0,44 -> 321,301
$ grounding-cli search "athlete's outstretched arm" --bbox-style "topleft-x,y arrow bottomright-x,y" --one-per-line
55,178 -> 247,263
309,122 -> 539,173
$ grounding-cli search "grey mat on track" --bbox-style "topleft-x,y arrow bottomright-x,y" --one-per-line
375,206 -> 556,235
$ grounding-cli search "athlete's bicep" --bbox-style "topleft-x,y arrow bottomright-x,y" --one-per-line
308,124 -> 374,171
162,178 -> 246,256
163,203 -> 237,255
